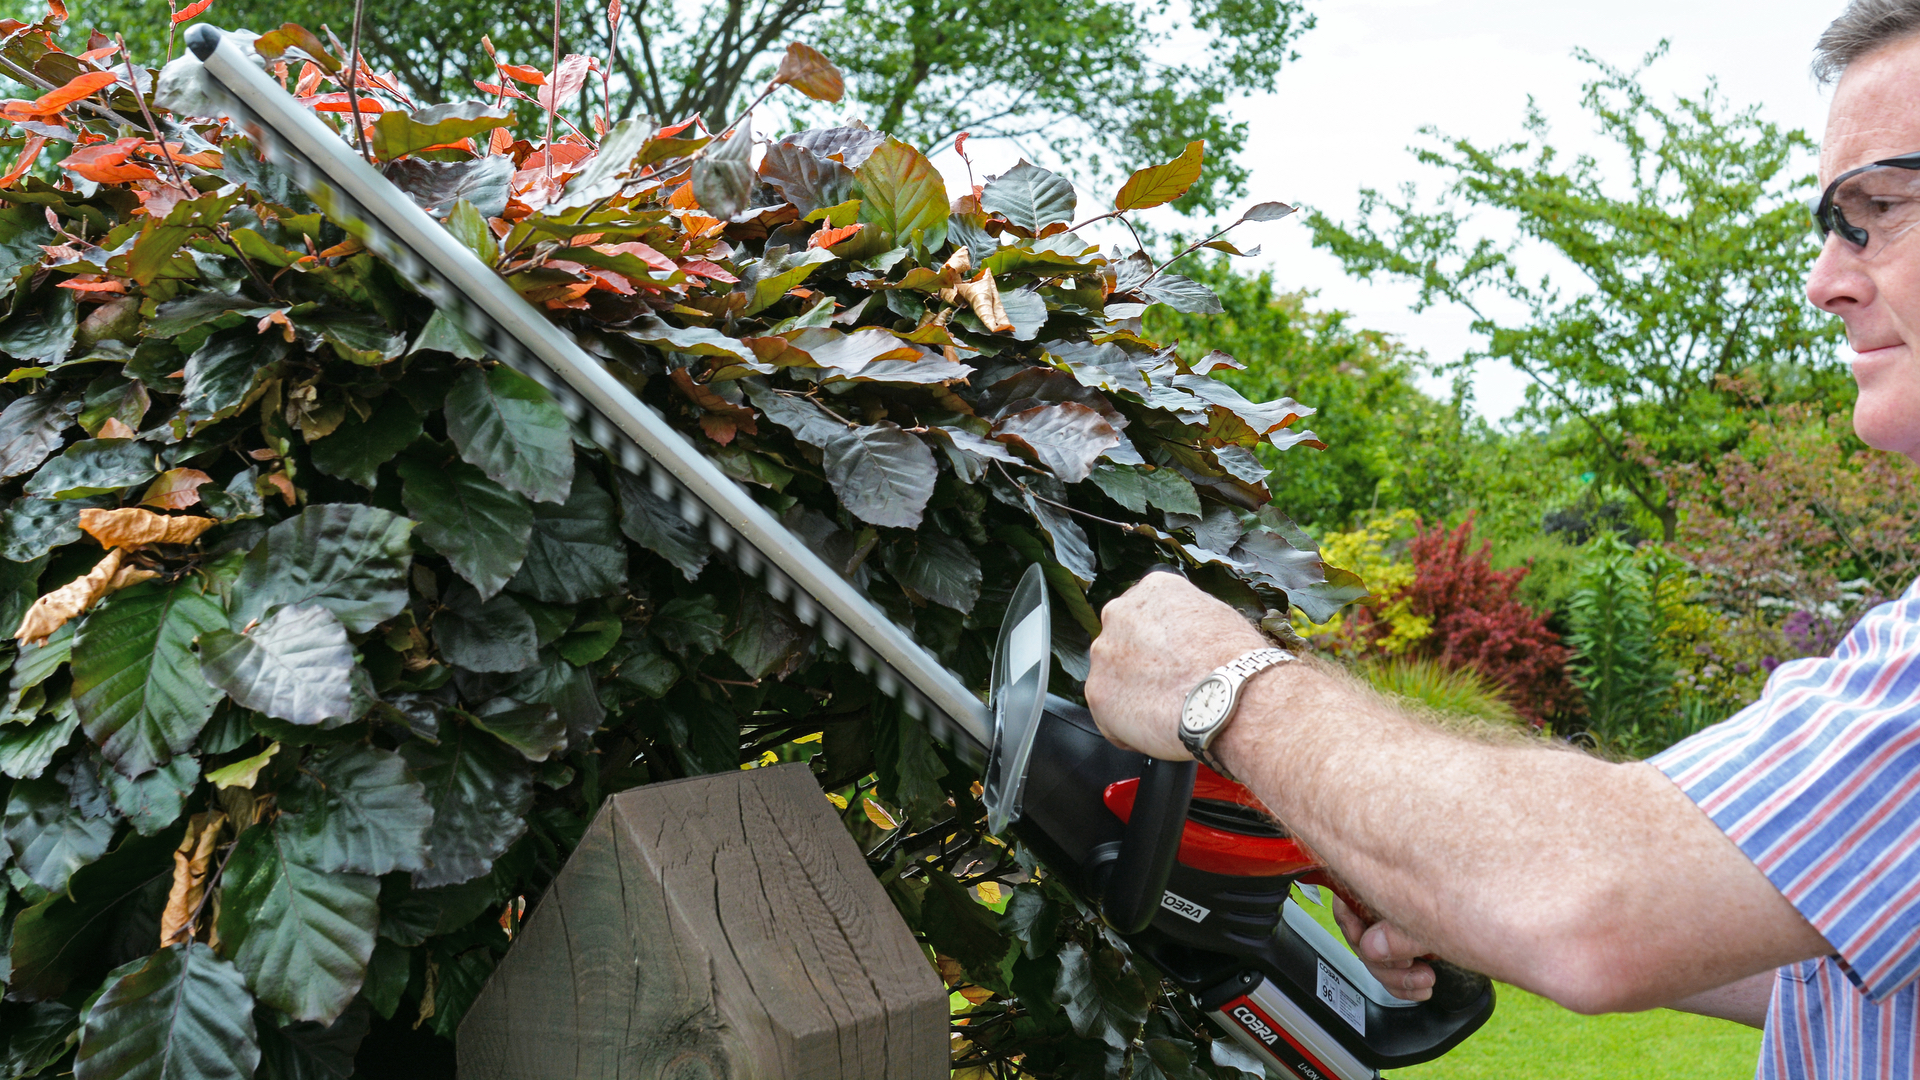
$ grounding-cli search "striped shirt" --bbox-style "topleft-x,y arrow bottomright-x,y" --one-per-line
1652,578 -> 1920,1078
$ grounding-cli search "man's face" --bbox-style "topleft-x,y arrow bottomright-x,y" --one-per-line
1808,35 -> 1920,463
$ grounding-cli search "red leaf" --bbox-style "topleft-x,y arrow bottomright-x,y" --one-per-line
58,137 -> 157,183
608,0 -> 622,29
807,222 -> 863,249
678,258 -> 738,284
954,132 -> 969,158
0,135 -> 47,188
76,43 -> 120,62
171,0 -> 212,23
497,63 -> 545,86
473,79 -> 531,103
1,70 -> 115,122
537,54 -> 590,111
46,0 -> 67,23
595,240 -> 675,271
304,93 -> 384,114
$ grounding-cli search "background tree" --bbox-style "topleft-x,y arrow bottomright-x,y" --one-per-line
77,0 -> 1310,211
1309,45 -> 1848,541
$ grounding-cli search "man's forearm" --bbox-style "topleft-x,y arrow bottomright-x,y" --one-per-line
1666,971 -> 1774,1029
1211,658 -> 1829,1013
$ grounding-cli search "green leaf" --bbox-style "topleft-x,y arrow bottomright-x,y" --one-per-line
360,940 -> 410,1019
609,634 -> 678,698
445,199 -> 498,267
8,621 -> 70,713
0,709 -> 80,780
920,869 -> 1008,978
443,365 -> 575,505
229,505 -> 415,634
3,1002 -> 79,1080
433,582 -> 539,674
0,495 -> 109,561
216,825 -> 379,1025
624,315 -> 756,363
297,312 -> 407,367
0,391 -> 73,478
398,451 -> 532,602
824,422 -> 938,529
883,531 -> 982,614
872,700 -> 946,823
278,744 -> 431,876
980,161 -> 1077,235
1052,942 -> 1149,1048
723,590 -> 806,680
650,595 -> 726,656
199,605 -> 355,726
1089,462 -> 1149,513
851,138 -> 948,256
741,247 -> 836,315
612,470 -> 710,582
401,726 -> 532,888
104,752 -> 198,836
658,683 -> 737,775
72,579 -> 226,779
307,394 -> 421,489
999,883 -> 1060,959
409,309 -> 487,360
0,289 -> 77,365
692,122 -> 755,221
1025,488 -> 1097,586
73,943 -> 260,1080
0,551 -> 45,645
370,101 -> 511,161
467,699 -> 566,762
181,328 -> 283,426
23,439 -> 157,499
1113,141 -> 1205,211
504,473 -> 626,604
3,777 -> 116,893
554,618 -> 620,666
1142,465 -> 1203,517
10,825 -> 178,1001
0,202 -> 55,304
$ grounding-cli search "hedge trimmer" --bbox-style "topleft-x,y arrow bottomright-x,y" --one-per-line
172,27 -> 1493,1078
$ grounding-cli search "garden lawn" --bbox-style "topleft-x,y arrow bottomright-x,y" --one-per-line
1383,982 -> 1763,1079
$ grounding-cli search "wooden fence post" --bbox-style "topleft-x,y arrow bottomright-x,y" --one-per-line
456,763 -> 948,1080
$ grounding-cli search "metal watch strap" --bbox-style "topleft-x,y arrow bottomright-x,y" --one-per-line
1186,647 -> 1292,781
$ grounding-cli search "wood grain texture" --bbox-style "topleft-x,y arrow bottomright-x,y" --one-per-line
457,764 -> 947,1080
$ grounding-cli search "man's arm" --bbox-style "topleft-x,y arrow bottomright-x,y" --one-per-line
1083,575 -> 1832,1015
1666,972 -> 1774,1028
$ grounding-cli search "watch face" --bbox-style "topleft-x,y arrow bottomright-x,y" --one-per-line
1182,674 -> 1233,733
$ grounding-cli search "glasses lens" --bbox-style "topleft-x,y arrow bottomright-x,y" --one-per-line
1827,164 -> 1920,257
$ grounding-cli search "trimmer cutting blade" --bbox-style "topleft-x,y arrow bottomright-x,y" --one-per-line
984,564 -> 1050,834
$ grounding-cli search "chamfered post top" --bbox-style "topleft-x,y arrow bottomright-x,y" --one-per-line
185,23 -> 220,61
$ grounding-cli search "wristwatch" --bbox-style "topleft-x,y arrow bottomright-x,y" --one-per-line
1179,648 -> 1293,781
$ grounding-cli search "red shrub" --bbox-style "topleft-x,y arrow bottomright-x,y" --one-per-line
1402,516 -> 1579,725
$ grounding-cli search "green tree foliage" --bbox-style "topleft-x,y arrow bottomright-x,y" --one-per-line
77,0 -> 1308,211
1564,531 -> 1662,741
0,15 -> 1343,1078
1309,45 -> 1848,540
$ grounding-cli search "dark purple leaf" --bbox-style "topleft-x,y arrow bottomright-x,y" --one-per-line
991,403 -> 1120,483
824,422 -> 938,529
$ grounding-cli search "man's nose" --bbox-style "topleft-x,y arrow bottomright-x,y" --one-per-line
1806,233 -> 1871,314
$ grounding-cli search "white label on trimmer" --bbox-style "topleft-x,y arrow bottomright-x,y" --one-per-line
1316,957 -> 1366,1036
1160,890 -> 1211,922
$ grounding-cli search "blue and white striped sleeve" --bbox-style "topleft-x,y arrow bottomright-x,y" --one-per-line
1650,583 -> 1920,1002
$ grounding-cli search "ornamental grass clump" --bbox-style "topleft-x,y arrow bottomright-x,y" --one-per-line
0,6 -> 1351,1077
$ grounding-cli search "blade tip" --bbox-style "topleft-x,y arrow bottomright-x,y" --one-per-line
185,23 -> 221,60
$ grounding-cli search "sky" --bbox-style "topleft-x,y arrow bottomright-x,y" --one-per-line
944,0 -> 1848,421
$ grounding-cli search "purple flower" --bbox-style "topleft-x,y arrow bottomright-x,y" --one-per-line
1734,661 -> 1751,676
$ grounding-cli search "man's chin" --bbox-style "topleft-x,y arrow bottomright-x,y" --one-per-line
1852,393 -> 1920,461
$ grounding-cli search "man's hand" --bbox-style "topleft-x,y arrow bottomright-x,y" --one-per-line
1329,896 -> 1437,1002
1086,573 -> 1270,760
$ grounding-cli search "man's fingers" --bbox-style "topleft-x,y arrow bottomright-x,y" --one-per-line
1359,921 -> 1430,964
1365,959 -> 1434,1001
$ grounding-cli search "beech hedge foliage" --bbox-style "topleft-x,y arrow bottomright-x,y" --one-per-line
0,9 -> 1355,1078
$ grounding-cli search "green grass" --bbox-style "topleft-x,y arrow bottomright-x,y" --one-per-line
1285,893 -> 1763,1079
1383,983 -> 1763,1079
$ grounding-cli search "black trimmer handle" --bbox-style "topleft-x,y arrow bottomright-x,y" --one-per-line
1101,757 -> 1198,933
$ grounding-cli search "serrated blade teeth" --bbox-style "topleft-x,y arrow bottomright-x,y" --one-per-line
765,571 -> 792,602
845,640 -> 874,673
791,592 -> 817,625
902,691 -> 927,721
706,519 -> 733,550
588,414 -> 615,447
819,618 -> 846,649
619,442 -> 646,474
735,546 -> 761,575
647,467 -> 675,500
554,389 -> 586,421
874,666 -> 901,698
678,491 -> 705,526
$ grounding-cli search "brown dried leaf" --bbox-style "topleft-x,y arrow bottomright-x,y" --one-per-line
943,267 -> 1011,333
140,468 -> 214,510
12,548 -> 136,646
96,416 -> 135,439
79,507 -> 217,548
772,42 -> 844,103
160,810 -> 228,946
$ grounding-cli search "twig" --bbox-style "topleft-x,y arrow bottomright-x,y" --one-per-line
1142,218 -> 1244,285
995,461 -> 1158,534
547,0 -> 562,185
117,36 -> 188,193
0,52 -> 125,123
345,0 -> 372,161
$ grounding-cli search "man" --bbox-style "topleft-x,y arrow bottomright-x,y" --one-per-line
1084,3 -> 1920,1075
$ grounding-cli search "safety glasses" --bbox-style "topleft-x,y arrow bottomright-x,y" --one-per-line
1811,152 -> 1920,258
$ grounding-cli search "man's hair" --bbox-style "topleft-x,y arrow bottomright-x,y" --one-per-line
1815,0 -> 1920,83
